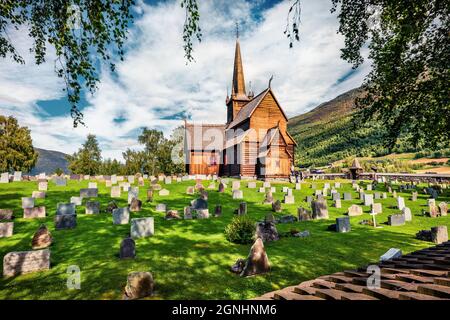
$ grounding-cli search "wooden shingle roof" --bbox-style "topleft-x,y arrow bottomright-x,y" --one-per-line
253,241 -> 450,300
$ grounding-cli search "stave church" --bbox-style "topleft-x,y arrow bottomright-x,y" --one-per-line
184,33 -> 296,179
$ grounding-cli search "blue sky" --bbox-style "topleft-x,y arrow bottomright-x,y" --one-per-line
0,0 -> 370,160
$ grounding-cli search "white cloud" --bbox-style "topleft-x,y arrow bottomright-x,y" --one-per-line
0,0 -> 371,161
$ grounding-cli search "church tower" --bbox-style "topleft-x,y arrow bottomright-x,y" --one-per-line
226,28 -> 250,124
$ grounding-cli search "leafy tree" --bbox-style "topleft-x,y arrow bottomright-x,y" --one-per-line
0,115 -> 38,172
99,158 -> 123,175
122,149 -> 145,175
54,167 -> 64,176
138,128 -> 165,175
67,134 -> 102,175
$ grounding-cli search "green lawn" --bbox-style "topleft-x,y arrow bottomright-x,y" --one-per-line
0,178 -> 449,300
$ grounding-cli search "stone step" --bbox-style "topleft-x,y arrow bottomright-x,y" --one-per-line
312,279 -> 336,289
417,284 -> 450,299
293,285 -> 317,296
313,289 -> 346,300
327,275 -> 355,283
340,293 -> 378,300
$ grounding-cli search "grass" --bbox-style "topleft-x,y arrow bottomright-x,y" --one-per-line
0,178 -> 449,300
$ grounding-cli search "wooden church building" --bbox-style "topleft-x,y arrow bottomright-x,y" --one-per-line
184,35 -> 296,179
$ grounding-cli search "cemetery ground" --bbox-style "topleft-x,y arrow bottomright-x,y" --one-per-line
0,179 -> 449,300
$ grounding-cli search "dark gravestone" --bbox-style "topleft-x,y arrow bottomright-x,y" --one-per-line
32,224 -> 52,249
120,237 -> 136,259
214,205 -> 222,217
306,196 -> 313,204
336,217 -> 351,233
263,192 -> 274,204
343,193 -> 352,201
129,198 -> 142,212
218,182 -> 225,193
332,193 -> 340,201
311,200 -> 329,219
238,202 -> 247,215
106,201 -> 118,213
388,214 -> 405,226
192,198 -> 208,210
0,209 -> 14,220
277,215 -> 297,223
297,207 -> 312,221
431,226 -> 448,244
240,238 -> 270,277
80,188 -> 98,198
55,214 -> 77,230
272,200 -> 282,213
146,189 -> 153,202
255,221 -> 279,242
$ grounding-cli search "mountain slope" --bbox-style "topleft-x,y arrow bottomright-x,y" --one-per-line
30,148 -> 69,175
287,87 -> 418,167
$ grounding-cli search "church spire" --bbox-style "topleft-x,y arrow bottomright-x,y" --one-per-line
231,23 -> 248,100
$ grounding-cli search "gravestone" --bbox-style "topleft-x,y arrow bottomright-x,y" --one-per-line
3,249 -> 50,277
295,183 -> 301,190
130,198 -> 142,212
324,183 -> 330,189
13,171 -> 22,182
55,214 -> 77,229
38,182 -> 48,191
334,199 -> 342,208
336,217 -> 351,233
238,202 -> 247,215
297,207 -> 312,221
196,209 -> 209,219
240,238 -> 270,277
431,226 -> 448,244
332,193 -> 340,201
191,198 -> 208,210
120,237 -> 136,259
57,203 -> 75,215
183,206 -> 193,219
428,202 -> 438,218
155,204 -> 166,212
146,189 -> 153,202
232,181 -> 240,190
70,196 -> 83,206
0,172 -> 9,183
282,186 -> 289,193
259,187 -> 265,193
23,207 -> 46,219
382,192 -> 387,199
374,192 -> 381,200
85,201 -> 100,214
131,217 -> 154,238
0,222 -> 13,238
371,203 -> 382,215
283,194 -> 295,204
438,202 -> 448,216
214,205 -> 222,217
128,176 -> 135,184
388,214 -> 405,226
112,208 -> 130,225
159,189 -> 170,196
334,182 -> 341,188
111,175 -> 118,184
255,221 -> 279,242
232,190 -> 243,199
311,200 -> 328,219
88,182 -> 97,189
207,183 -> 216,190
359,191 -> 365,201
314,190 -> 322,196
402,207 -> 412,221
270,187 -> 276,193
263,182 -> 271,188
306,196 -> 313,204
380,248 -> 402,261
322,188 -> 328,197
247,182 -> 256,188
164,177 -> 172,184
32,191 -> 45,199
278,215 -> 297,223
218,182 -> 225,193
272,200 -> 282,213
367,184 -> 372,191
397,197 -> 405,210
105,180 -> 112,187
393,191 -> 397,198
54,177 -> 67,186
0,209 -> 14,220
21,197 -> 34,209
411,192 -> 418,201
263,192 -> 274,204
31,224 -> 52,249
80,188 -> 98,198
348,205 -> 363,216
123,272 -> 154,300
